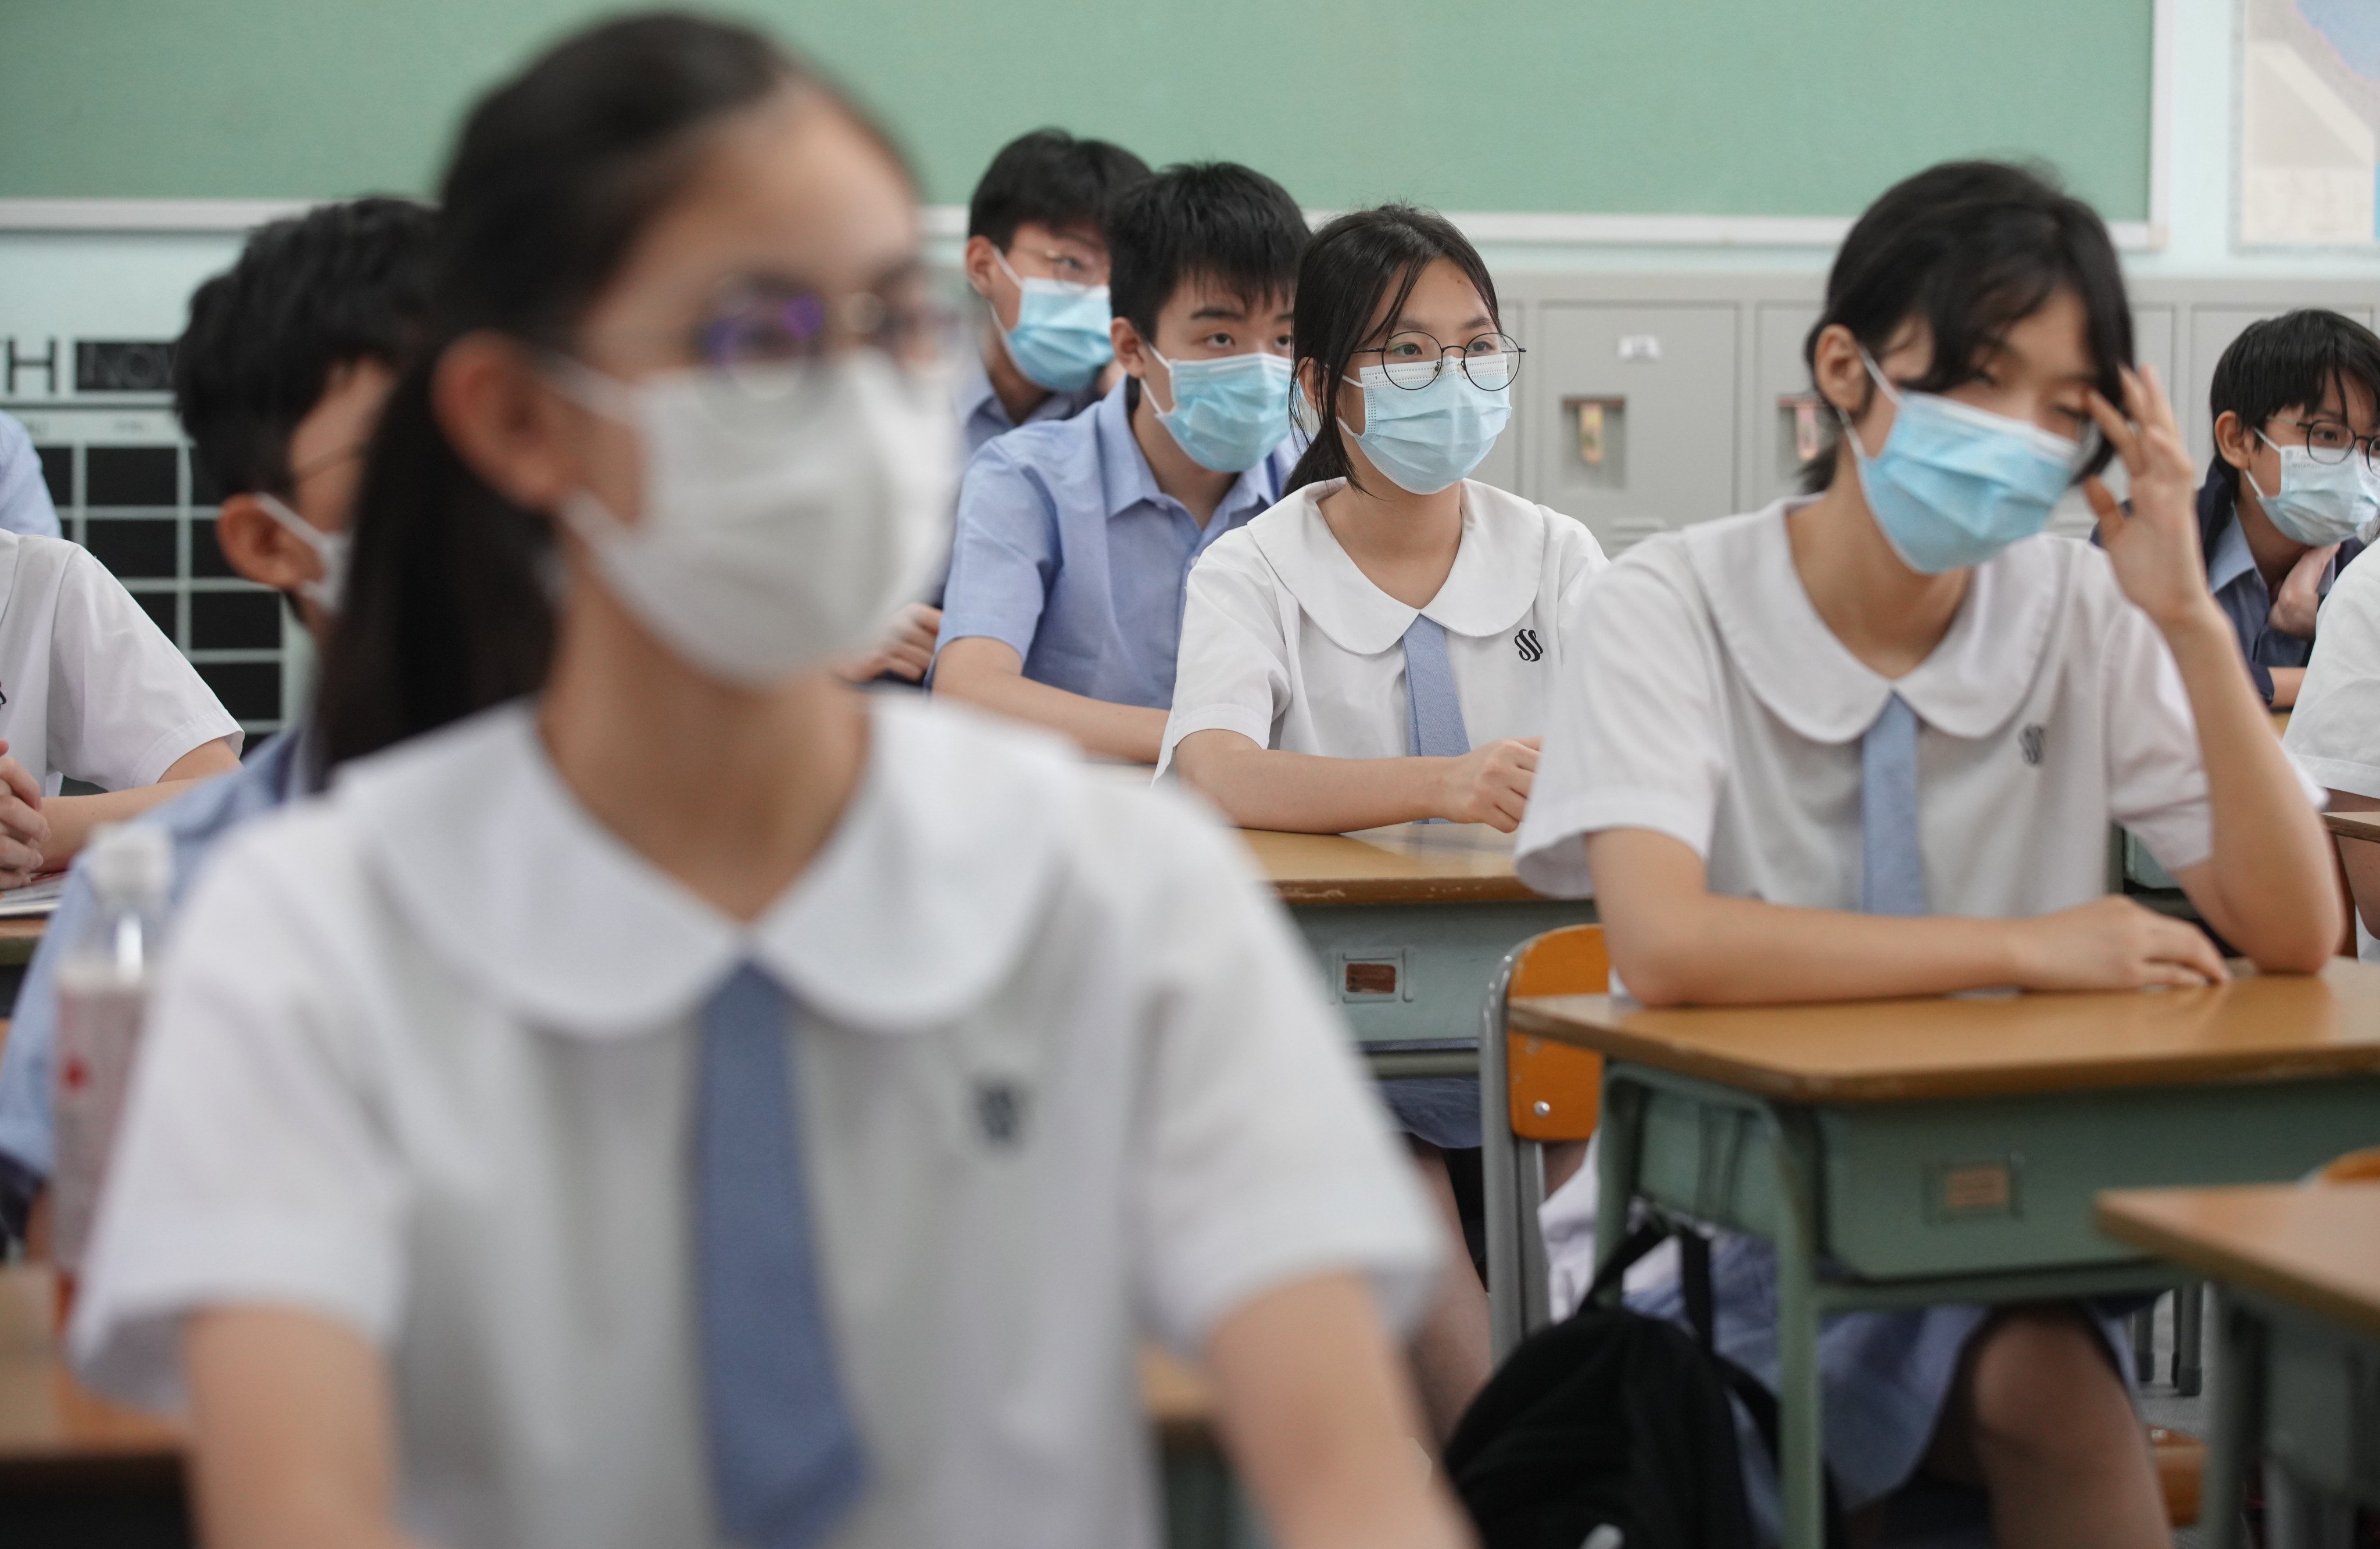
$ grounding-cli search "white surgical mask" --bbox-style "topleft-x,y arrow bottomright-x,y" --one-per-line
548,353 -> 957,686
2247,432 -> 2380,547
253,492 -> 352,615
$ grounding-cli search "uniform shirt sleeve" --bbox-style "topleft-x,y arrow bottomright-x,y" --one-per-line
1154,546 -> 1290,779
2100,593 -> 2219,873
2287,555 -> 2380,799
1515,554 -> 1728,897
0,859 -> 104,1184
0,416 -> 62,540
44,546 -> 242,788
1130,796 -> 1441,1350
69,820 -> 406,1412
932,443 -> 1060,670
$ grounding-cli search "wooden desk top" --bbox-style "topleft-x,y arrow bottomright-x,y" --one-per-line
1509,958 -> 2380,1103
2326,811 -> 2380,845
0,1266 -> 182,1473
1239,823 -> 1543,905
2099,1183 -> 2380,1344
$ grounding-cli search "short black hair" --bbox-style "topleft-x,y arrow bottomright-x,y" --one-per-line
1800,160 -> 2131,494
967,128 -> 1148,250
2208,309 -> 2380,496
1106,162 -> 1307,344
174,196 -> 436,500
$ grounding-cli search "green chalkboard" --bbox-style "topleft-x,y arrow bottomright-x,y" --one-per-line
0,0 -> 2156,220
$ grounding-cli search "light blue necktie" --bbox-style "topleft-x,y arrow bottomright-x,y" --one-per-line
1403,615 -> 1470,758
1859,693 -> 1927,916
696,963 -> 867,1549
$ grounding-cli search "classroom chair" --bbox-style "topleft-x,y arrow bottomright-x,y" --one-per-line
1479,924 -> 1606,1360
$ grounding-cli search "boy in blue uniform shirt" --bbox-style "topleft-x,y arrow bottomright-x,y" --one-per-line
934,162 -> 1307,763
0,196 -> 434,1240
956,128 -> 1150,459
2200,309 -> 2380,706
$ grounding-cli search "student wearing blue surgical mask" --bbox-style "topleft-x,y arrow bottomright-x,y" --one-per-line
955,128 -> 1148,458
1162,206 -> 1605,1440
1516,162 -> 2339,1548
2195,310 -> 2380,707
65,20 -> 1465,1549
935,163 -> 1306,761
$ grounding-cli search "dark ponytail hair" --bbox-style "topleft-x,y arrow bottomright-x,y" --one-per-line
318,12 -> 886,771
1285,206 -> 1499,496
1799,160 -> 2131,496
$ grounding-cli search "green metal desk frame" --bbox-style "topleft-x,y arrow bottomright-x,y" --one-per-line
1288,899 -> 1597,1070
1590,1062 -> 2380,1549
2207,1290 -> 2380,1549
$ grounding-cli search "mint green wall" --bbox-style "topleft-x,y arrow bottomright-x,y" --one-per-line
0,0 -> 2154,218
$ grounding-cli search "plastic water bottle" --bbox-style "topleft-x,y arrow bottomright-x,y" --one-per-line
51,824 -> 171,1279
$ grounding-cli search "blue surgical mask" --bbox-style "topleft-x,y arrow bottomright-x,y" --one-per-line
2246,432 -> 2380,546
1842,351 -> 2080,573
1340,354 -> 1514,495
1146,348 -> 1293,472
993,249 -> 1111,393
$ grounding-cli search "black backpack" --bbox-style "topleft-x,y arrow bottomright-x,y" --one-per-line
1445,1219 -> 1847,1549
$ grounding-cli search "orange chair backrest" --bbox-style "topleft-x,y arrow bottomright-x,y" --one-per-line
1506,926 -> 1607,1143
2314,1146 -> 2380,1184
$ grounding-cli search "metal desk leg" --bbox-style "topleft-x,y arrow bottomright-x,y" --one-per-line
1773,1109 -> 1828,1549
2175,1282 -> 2204,1397
2204,1299 -> 2266,1549
1591,1081 -> 1647,1300
2131,1301 -> 2158,1383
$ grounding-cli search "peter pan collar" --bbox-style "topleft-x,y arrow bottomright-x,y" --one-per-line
337,695 -> 1071,1038
1248,479 -> 1551,655
1686,499 -> 2064,742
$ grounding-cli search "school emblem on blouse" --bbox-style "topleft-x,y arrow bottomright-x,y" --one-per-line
974,1078 -> 1028,1148
1513,629 -> 1544,663
2018,723 -> 2048,766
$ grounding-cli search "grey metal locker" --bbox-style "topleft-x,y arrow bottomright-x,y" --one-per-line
1469,296 -> 1525,498
1529,303 -> 1738,554
1751,303 -> 1824,511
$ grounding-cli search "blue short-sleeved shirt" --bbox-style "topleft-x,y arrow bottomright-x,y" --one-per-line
2197,466 -> 2363,703
935,379 -> 1294,710
954,345 -> 1105,461
0,413 -> 65,540
0,725 -> 313,1210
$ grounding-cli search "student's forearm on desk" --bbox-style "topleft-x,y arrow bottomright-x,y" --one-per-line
1587,828 -> 2228,1006
930,639 -> 1165,763
2158,607 -> 2340,969
2268,666 -> 2306,709
1173,732 -> 1446,833
37,738 -> 239,870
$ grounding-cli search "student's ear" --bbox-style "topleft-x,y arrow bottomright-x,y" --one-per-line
961,235 -> 1001,302
214,496 -> 318,595
1111,316 -> 1153,381
432,331 -> 582,515
2213,408 -> 2258,472
1810,323 -> 1870,421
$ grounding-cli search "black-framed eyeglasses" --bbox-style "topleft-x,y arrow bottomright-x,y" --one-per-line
2278,417 -> 2380,476
1355,331 -> 1524,391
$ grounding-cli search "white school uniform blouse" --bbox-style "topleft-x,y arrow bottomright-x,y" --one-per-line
1157,479 -> 1606,777
1513,499 -> 2240,910
0,530 -> 239,793
70,697 -> 1438,1549
2284,554 -> 2380,959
